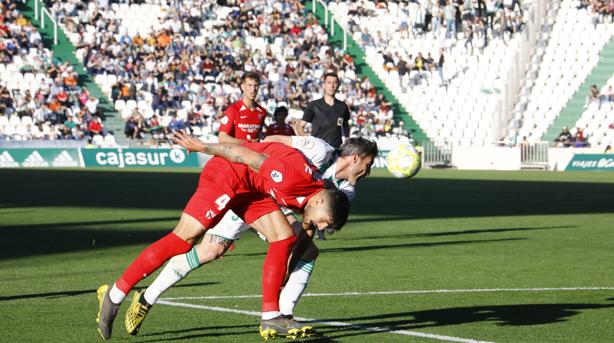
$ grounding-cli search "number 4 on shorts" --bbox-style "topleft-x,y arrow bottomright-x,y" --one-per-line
215,194 -> 230,210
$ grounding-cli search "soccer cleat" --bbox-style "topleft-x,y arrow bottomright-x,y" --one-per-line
96,284 -> 120,340
125,290 -> 153,336
259,315 -> 302,340
282,314 -> 314,337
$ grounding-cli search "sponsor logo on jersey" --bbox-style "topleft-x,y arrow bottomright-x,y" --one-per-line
205,209 -> 216,220
0,151 -> 19,168
270,170 -> 283,183
237,123 -> 262,131
22,151 -> 49,167
52,150 -> 79,167
221,116 -> 229,125
300,139 -> 315,150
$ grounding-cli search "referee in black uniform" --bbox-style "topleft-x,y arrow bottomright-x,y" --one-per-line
295,72 -> 350,149
295,71 -> 350,239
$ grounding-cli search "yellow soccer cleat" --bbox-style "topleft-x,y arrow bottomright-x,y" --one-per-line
282,315 -> 314,338
125,290 -> 152,336
259,316 -> 302,340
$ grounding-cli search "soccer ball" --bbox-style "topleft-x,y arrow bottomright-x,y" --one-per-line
386,143 -> 422,178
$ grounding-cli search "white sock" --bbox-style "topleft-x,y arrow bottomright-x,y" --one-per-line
143,248 -> 201,305
109,283 -> 126,304
279,260 -> 314,316
262,311 -> 282,320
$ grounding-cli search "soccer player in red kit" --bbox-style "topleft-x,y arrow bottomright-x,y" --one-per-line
96,132 -> 349,340
265,106 -> 295,137
218,71 -> 267,144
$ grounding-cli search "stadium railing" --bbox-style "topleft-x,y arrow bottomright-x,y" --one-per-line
40,6 -> 57,45
312,0 -> 347,51
422,141 -> 452,168
520,141 -> 549,169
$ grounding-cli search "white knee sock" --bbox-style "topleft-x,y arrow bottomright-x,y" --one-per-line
279,260 -> 315,316
143,248 -> 202,305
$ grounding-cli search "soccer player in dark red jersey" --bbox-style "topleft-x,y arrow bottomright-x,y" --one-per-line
265,106 -> 295,137
218,71 -> 267,144
96,132 -> 349,340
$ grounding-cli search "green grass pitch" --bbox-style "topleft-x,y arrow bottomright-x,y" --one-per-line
1,168 -> 614,342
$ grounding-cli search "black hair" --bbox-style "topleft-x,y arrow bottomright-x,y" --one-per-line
322,71 -> 339,82
325,188 -> 350,232
273,106 -> 288,118
338,137 -> 379,159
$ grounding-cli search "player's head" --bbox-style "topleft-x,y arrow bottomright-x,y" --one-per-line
338,137 -> 379,185
322,72 -> 339,97
240,71 -> 260,102
273,106 -> 288,123
303,188 -> 350,234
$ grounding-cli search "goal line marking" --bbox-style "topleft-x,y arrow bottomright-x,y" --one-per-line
162,286 -> 614,300
158,299 -> 493,343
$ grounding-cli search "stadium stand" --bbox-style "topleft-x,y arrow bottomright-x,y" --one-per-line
507,0 -> 614,149
328,0 -> 534,149
569,73 -> 614,148
0,0 -> 119,146
5,0 -> 614,153
49,0 -> 412,147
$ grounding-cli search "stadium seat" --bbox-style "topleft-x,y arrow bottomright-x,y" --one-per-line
21,116 -> 33,126
92,134 -> 104,147
115,100 -> 126,111
103,134 -> 118,148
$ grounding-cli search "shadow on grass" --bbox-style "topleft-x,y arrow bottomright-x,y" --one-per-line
137,323 -> 256,342
1,168 -> 613,259
339,225 -> 577,241
0,282 -> 218,302
228,238 -> 525,258
122,301 -> 614,341
2,169 -> 614,218
313,302 -> 614,340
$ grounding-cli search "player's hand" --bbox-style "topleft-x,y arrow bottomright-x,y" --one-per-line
172,130 -> 204,153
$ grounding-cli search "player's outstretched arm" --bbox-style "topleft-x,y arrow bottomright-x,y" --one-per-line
173,131 -> 268,172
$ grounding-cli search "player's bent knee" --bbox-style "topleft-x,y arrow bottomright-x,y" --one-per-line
173,213 -> 207,243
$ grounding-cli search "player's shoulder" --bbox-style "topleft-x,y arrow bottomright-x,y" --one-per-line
255,103 -> 267,114
225,101 -> 241,114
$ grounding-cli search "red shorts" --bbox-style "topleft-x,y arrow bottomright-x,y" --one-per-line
183,157 -> 280,227
232,193 -> 280,224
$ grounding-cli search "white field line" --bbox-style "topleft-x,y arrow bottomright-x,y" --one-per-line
158,299 -> 493,343
161,286 -> 614,300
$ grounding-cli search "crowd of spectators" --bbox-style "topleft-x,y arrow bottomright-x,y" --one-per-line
577,0 -> 614,27
0,0 -> 112,143
49,0 -> 411,146
553,126 -> 589,148
343,0 -> 529,88
351,0 -> 526,47
585,83 -> 614,109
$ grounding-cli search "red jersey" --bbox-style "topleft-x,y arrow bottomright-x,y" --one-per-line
219,99 -> 267,141
265,123 -> 295,137
245,142 -> 323,210
184,142 -> 323,227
